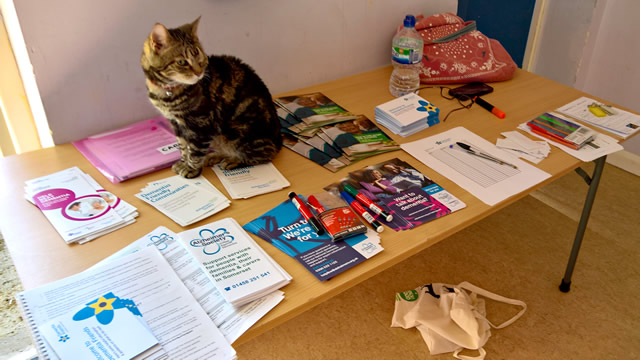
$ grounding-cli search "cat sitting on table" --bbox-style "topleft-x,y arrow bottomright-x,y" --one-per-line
141,17 -> 282,178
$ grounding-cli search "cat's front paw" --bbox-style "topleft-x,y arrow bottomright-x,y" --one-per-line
172,160 -> 202,178
218,159 -> 241,170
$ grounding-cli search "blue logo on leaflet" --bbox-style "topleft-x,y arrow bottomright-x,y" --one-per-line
190,228 -> 234,255
58,334 -> 70,343
149,233 -> 171,251
416,100 -> 436,113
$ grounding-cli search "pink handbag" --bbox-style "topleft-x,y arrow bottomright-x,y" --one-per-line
414,13 -> 517,84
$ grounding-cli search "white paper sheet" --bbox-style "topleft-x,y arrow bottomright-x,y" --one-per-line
401,127 -> 552,206
18,247 -> 236,360
556,97 -> 640,138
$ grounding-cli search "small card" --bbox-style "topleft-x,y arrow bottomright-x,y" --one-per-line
39,292 -> 160,360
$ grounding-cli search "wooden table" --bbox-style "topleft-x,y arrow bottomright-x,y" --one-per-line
0,67 -> 632,345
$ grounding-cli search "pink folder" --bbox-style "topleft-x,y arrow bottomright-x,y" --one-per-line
73,117 -> 181,183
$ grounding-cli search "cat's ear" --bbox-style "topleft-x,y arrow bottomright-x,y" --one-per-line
190,16 -> 201,38
150,23 -> 171,53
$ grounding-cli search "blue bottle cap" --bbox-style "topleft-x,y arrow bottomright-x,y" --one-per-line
403,15 -> 416,27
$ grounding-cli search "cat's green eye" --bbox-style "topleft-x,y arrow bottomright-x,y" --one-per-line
177,59 -> 188,66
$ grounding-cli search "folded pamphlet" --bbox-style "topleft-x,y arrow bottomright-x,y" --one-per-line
244,196 -> 383,281
178,218 -> 292,307
323,158 -> 464,232
212,162 -> 290,199
135,175 -> 230,226
38,292 -> 163,360
24,167 -> 137,244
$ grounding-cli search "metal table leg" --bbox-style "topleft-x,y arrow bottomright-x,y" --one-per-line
559,155 -> 607,292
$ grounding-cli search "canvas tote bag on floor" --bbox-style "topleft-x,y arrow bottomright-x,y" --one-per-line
391,281 -> 526,360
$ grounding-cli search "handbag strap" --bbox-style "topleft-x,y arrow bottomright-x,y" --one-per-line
457,281 -> 527,329
425,21 -> 477,44
453,347 -> 487,360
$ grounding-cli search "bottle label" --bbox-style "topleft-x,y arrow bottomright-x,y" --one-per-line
392,46 -> 422,65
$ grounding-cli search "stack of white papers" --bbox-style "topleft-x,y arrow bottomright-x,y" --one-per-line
24,167 -> 138,244
178,218 -> 292,307
496,131 -> 551,164
97,226 -> 286,344
136,175 -> 230,226
374,93 -> 440,137
212,162 -> 290,199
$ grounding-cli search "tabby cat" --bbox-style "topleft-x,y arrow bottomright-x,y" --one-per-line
141,17 -> 282,178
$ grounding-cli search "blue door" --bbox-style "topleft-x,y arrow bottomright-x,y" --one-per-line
457,0 -> 536,68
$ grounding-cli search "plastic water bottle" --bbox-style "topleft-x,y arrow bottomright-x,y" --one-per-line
389,15 -> 424,97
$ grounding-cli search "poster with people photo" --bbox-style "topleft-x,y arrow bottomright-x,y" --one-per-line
275,92 -> 358,133
324,158 -> 465,231
320,115 -> 401,160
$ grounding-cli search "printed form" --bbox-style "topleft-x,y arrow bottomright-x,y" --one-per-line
401,127 -> 551,206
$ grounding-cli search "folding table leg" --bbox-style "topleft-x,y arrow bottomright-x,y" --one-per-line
559,155 -> 607,292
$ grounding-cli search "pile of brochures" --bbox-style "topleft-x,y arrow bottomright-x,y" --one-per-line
111,226 -> 286,344
212,162 -> 290,199
179,218 -> 292,306
374,94 -> 440,137
274,92 -> 401,172
135,175 -> 230,226
24,167 -> 138,244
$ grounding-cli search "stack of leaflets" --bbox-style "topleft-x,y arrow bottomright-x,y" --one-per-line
73,117 -> 181,183
135,175 -> 230,226
211,162 -> 290,199
99,226 -> 286,344
178,218 -> 292,307
244,196 -> 383,281
275,92 -> 401,172
39,292 -> 165,360
323,158 -> 465,232
374,93 -> 440,137
525,112 -> 596,150
24,167 -> 138,244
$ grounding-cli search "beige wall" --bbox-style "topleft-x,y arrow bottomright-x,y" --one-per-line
11,0 -> 456,144
531,0 -> 640,156
0,15 -> 40,154
574,0 -> 640,155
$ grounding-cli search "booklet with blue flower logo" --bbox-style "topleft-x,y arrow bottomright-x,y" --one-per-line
178,218 -> 292,307
38,292 -> 163,360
